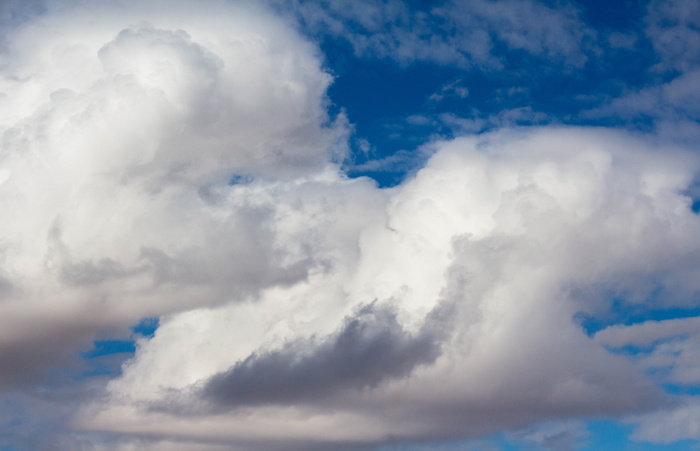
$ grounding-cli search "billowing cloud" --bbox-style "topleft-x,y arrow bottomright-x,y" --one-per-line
2,1 -> 700,450
73,127 -> 700,449
0,0 -> 347,387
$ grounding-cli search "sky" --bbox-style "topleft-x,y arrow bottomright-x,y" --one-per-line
0,0 -> 700,450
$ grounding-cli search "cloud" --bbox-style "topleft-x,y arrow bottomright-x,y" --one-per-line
0,0 -> 348,388
2,1 -> 700,450
586,273 -> 700,446
428,79 -> 469,102
280,0 -> 594,68
645,0 -> 700,73
583,0 -> 700,143
588,69 -> 700,122
201,301 -> 445,409
74,127 -> 700,449
630,399 -> 700,444
507,420 -> 589,451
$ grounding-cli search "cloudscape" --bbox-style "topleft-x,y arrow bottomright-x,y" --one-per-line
1,0 -> 700,449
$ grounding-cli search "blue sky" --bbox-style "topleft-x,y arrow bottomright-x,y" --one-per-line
1,0 -> 700,449
302,0 -> 696,187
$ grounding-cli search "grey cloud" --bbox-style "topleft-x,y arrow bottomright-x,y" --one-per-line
201,301 -> 446,408
0,0 -> 45,36
435,0 -> 593,68
645,0 -> 700,72
0,320 -> 97,388
60,258 -> 139,286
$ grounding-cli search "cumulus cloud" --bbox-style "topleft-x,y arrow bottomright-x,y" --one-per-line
0,0 -> 348,387
72,127 -> 700,449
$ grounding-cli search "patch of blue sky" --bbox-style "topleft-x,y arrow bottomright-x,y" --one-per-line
325,45 -> 458,186
321,9 -> 665,188
576,295 -> 700,337
84,316 -> 158,357
228,173 -> 254,186
575,0 -> 646,30
660,385 -> 700,397
77,317 -> 159,379
604,338 -> 683,357
680,180 -> 700,213
131,316 -> 159,338
81,340 -> 136,360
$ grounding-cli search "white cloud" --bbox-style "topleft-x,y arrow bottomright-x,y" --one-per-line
0,0 -> 348,388
630,399 -> 700,444
74,127 -> 700,449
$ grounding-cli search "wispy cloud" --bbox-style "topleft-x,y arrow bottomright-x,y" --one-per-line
278,0 -> 595,68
